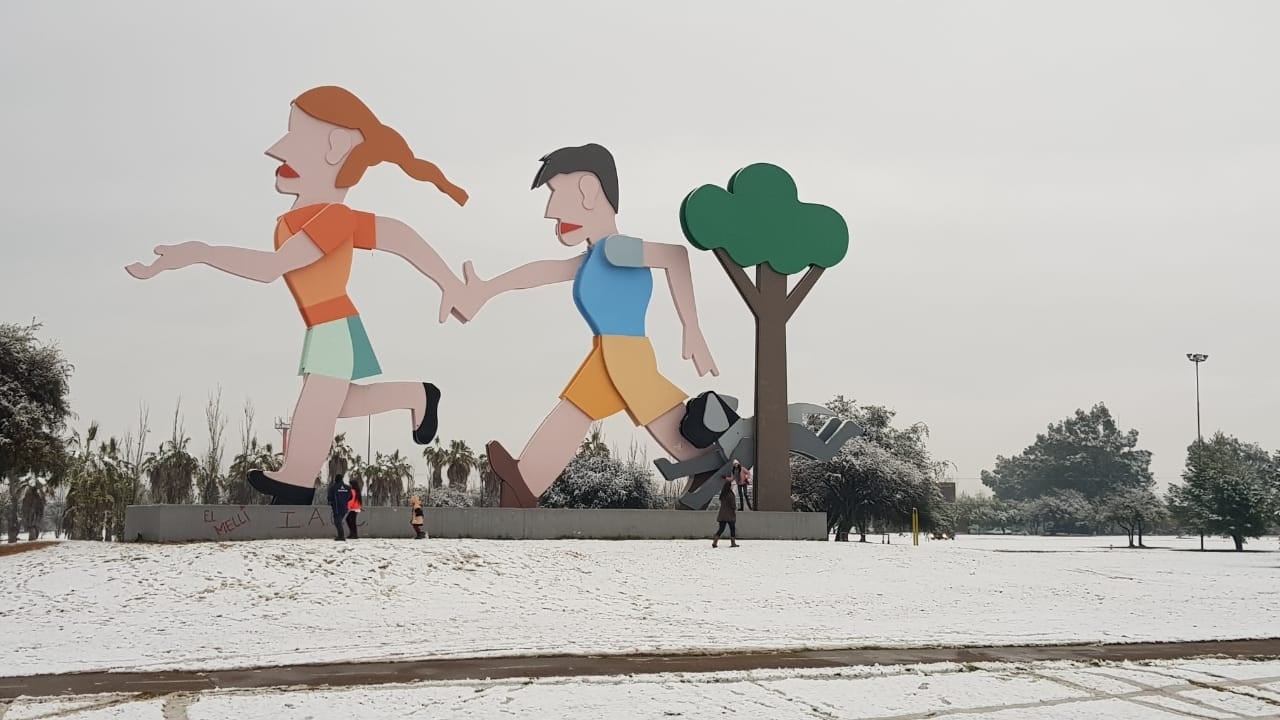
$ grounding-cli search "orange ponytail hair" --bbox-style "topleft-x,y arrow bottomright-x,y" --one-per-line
292,86 -> 468,206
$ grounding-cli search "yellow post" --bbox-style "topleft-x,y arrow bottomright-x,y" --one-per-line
912,507 -> 919,546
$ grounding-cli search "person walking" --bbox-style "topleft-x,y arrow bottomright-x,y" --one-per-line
732,460 -> 752,511
713,475 -> 739,548
346,477 -> 364,539
327,473 -> 353,541
410,495 -> 427,540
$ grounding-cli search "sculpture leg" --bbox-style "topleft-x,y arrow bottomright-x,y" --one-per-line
680,459 -> 734,509
644,405 -> 711,462
817,417 -> 842,442
647,405 -> 725,510
508,399 -> 596,499
788,422 -> 834,461
654,452 -> 724,482
823,421 -> 866,455
789,420 -> 865,462
680,472 -> 718,510
338,381 -> 437,443
263,374 -> 349,487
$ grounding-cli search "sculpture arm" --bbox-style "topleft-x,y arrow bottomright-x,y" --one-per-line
480,256 -> 583,298
374,216 -> 464,294
631,241 -> 706,335
196,234 -> 323,283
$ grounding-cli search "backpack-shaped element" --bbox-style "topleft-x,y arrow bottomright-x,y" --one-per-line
679,391 -> 741,449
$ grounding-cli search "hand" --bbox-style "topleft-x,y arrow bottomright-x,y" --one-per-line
439,261 -> 492,323
682,326 -> 719,377
124,241 -> 208,280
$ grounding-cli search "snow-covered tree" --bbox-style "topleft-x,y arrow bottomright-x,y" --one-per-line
420,487 -> 474,508
1167,433 -> 1280,551
1102,487 -> 1168,548
1,322 -> 73,542
981,403 -> 1153,502
1023,489 -> 1094,535
540,453 -> 657,510
793,395 -> 949,542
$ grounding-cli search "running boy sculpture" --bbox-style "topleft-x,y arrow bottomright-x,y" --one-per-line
125,86 -> 470,505
449,144 -> 722,507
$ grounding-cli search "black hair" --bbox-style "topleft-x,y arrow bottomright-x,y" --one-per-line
531,143 -> 620,213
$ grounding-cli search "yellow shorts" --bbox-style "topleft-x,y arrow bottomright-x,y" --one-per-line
561,335 -> 687,426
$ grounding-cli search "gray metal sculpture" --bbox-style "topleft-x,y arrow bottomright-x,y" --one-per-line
654,391 -> 864,510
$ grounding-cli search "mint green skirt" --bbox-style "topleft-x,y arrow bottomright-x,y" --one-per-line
298,316 -> 382,381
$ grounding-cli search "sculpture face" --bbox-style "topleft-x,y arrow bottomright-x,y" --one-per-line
263,105 -> 355,197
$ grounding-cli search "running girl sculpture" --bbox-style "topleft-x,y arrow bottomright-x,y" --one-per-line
125,86 -> 470,505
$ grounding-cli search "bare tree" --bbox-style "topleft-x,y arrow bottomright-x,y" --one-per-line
198,386 -> 228,505
225,399 -> 279,505
120,402 -> 150,513
240,399 -> 256,455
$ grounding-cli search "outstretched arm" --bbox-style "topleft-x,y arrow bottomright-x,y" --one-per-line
374,217 -> 464,294
480,256 -> 582,295
449,255 -> 583,321
125,234 -> 323,283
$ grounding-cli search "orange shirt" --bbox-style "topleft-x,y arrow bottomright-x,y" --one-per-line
275,203 -> 377,327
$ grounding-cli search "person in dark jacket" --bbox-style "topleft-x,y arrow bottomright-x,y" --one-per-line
713,475 -> 739,548
327,474 -> 353,541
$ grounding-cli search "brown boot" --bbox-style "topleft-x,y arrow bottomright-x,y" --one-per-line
487,441 -> 539,509
712,538 -> 719,548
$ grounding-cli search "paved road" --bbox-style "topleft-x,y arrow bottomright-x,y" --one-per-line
4,638 -> 1279,699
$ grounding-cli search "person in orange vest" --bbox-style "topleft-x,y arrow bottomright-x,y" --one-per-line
346,477 -> 364,539
410,495 -> 427,540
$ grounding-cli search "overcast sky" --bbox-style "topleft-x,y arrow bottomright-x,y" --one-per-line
3,1 -> 1277,496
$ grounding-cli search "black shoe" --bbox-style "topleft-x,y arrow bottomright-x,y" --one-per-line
247,469 -> 316,505
412,383 -> 442,445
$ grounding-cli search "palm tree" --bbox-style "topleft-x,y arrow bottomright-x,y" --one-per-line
330,433 -> 357,467
145,406 -> 199,504
367,450 -> 413,506
62,425 -> 132,541
328,433 -> 365,489
422,439 -> 447,489
445,440 -> 477,492
477,454 -> 500,507
146,436 -> 198,504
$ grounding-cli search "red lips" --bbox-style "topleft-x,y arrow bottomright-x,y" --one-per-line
558,222 -> 583,234
276,164 -> 299,178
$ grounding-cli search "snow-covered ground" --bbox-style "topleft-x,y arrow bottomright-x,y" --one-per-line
3,534 -> 1277,677
7,658 -> 1280,719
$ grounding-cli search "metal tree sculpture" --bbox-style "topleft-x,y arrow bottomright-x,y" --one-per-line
680,163 -> 849,510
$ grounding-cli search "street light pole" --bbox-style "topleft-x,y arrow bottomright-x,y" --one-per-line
1185,353 -> 1208,550
1186,353 -> 1207,445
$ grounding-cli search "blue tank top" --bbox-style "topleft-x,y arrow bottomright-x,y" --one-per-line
571,235 -> 652,337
